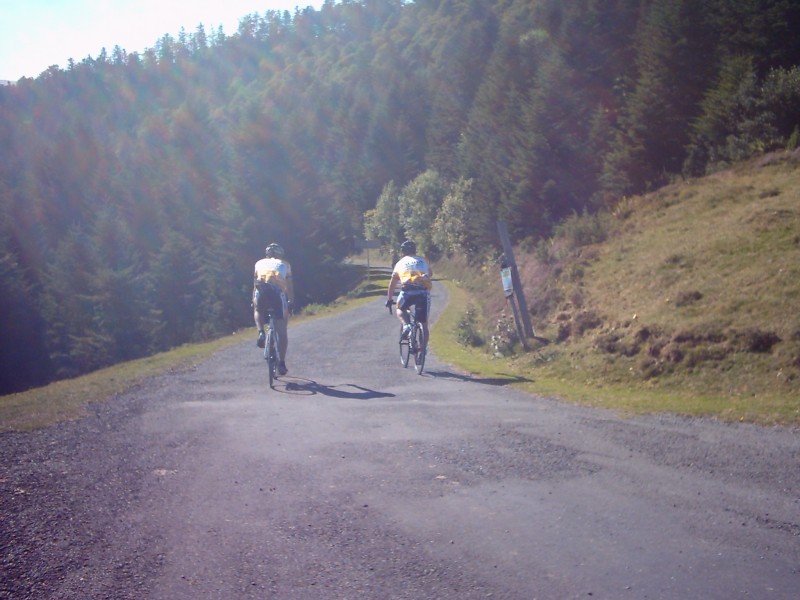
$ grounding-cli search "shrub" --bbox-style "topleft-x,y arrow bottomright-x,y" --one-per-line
554,210 -> 612,251
299,303 -> 326,316
490,312 -> 518,356
788,126 -> 799,152
456,305 -> 484,348
534,239 -> 556,264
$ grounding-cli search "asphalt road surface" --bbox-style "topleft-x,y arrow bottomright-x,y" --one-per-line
2,282 -> 799,599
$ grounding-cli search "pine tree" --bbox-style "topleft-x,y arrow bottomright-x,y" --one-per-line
0,236 -> 50,393
603,0 -> 717,196
38,227 -> 99,378
194,197 -> 253,340
151,232 -> 202,349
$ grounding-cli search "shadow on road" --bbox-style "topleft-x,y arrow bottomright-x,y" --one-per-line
275,377 -> 396,400
424,369 -> 532,387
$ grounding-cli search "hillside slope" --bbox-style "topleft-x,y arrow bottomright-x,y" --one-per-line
446,151 -> 800,425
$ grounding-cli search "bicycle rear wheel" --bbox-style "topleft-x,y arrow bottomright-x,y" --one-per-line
412,324 -> 426,374
265,328 -> 277,387
399,325 -> 411,368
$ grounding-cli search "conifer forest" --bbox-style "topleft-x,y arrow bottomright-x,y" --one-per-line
2,0 -> 799,393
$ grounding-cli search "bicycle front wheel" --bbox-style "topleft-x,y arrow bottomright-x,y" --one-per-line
413,324 -> 426,374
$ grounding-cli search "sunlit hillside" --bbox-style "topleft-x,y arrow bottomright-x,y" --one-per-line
444,151 -> 800,424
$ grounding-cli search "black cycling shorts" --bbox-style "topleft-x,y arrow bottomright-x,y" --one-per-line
255,281 -> 285,319
397,288 -> 431,323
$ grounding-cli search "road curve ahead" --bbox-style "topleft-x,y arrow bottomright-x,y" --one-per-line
2,282 -> 799,599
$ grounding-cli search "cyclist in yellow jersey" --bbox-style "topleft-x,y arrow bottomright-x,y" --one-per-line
386,240 -> 433,342
253,243 -> 294,375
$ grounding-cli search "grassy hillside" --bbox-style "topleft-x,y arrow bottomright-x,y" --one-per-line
436,151 -> 800,425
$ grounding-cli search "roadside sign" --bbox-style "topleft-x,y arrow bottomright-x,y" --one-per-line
500,267 -> 514,297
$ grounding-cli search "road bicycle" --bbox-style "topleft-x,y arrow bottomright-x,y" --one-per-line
388,300 -> 427,374
263,310 -> 281,388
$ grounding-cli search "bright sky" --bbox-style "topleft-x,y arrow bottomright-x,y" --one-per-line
1,0 -> 324,81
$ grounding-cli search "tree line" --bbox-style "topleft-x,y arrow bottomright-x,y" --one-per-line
1,0 -> 799,394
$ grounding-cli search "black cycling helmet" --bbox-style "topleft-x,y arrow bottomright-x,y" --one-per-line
400,239 -> 416,255
265,243 -> 285,258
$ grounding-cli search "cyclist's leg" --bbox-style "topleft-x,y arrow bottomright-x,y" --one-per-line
265,318 -> 277,386
396,291 -> 412,337
416,292 -> 431,344
274,317 -> 288,362
274,289 -> 289,372
396,291 -> 412,324
254,286 -> 267,346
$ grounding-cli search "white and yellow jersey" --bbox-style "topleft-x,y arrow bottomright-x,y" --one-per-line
392,255 -> 432,290
254,257 -> 292,295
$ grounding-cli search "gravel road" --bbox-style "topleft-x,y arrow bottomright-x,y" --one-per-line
2,282 -> 798,599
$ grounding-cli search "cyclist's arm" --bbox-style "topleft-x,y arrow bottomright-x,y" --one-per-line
387,271 -> 400,301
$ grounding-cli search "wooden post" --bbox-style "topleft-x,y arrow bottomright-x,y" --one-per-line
356,239 -> 382,284
497,221 -> 535,338
506,292 -> 529,351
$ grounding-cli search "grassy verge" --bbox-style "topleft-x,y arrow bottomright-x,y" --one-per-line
429,281 -> 526,384
432,278 -> 800,425
1,264 -> 391,433
0,336 -> 244,432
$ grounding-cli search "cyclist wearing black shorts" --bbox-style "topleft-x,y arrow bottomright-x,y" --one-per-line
385,240 -> 433,341
253,243 -> 293,375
